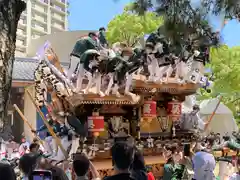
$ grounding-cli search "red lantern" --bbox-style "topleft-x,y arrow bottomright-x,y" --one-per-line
143,100 -> 157,117
167,101 -> 182,117
87,112 -> 104,136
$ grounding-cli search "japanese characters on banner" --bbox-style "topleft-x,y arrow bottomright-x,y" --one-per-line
143,101 -> 157,118
167,101 -> 182,121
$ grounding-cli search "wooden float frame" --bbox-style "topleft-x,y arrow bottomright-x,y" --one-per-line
66,93 -> 141,110
65,80 -> 199,109
132,79 -> 199,95
65,81 -> 199,108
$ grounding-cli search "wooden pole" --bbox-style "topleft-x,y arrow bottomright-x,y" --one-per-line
25,89 -> 68,159
204,96 -> 223,131
13,104 -> 44,146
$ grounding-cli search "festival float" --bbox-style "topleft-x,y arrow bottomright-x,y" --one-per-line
29,36 -> 238,178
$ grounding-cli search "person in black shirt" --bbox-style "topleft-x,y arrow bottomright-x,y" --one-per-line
19,152 -> 40,179
131,148 -> 148,180
104,142 -> 135,180
98,27 -> 108,48
73,153 -> 90,180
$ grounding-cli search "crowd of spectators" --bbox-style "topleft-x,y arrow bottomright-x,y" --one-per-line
0,140 -> 239,180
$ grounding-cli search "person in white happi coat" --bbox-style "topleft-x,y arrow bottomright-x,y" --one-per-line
53,123 -> 71,161
19,138 -> 30,156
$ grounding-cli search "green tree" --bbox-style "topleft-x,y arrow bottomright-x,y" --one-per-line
0,0 -> 26,139
210,46 -> 240,93
198,46 -> 240,123
129,0 -> 239,50
106,3 -> 163,46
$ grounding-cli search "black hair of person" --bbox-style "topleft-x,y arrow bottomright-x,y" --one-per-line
132,148 -> 146,171
72,153 -> 90,176
19,152 -> 40,175
166,157 -> 174,164
88,32 -> 97,37
32,138 -> 38,143
0,161 -> 16,180
169,144 -> 177,153
145,42 -> 154,49
131,148 -> 148,180
99,27 -> 106,31
29,143 -> 40,151
111,142 -> 134,170
193,104 -> 200,111
183,144 -> 191,157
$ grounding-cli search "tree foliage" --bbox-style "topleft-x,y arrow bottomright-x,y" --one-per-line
130,0 -> 239,49
198,46 -> 240,123
106,3 -> 163,46
210,46 -> 240,93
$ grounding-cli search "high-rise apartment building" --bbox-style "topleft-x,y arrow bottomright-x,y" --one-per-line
16,0 -> 69,57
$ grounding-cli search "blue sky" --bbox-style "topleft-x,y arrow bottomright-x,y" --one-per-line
68,0 -> 240,47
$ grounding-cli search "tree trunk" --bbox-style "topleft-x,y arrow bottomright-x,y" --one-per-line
0,0 -> 26,140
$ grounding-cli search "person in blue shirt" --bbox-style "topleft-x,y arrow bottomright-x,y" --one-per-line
32,114 -> 60,157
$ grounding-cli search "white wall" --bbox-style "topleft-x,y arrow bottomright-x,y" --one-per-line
26,30 -> 94,63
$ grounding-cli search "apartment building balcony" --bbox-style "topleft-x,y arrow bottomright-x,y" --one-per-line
31,34 -> 41,39
16,44 -> 27,50
21,10 -> 27,16
51,22 -> 65,31
15,46 -> 25,52
16,41 -> 27,52
18,19 -> 27,28
15,47 -> 26,56
51,12 -> 65,23
51,0 -> 66,8
15,50 -> 26,57
50,3 -> 66,15
32,23 -> 48,35
16,30 -> 26,40
32,3 -> 48,16
36,0 -> 49,7
32,14 -> 47,25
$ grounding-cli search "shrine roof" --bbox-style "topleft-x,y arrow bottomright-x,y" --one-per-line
13,57 -> 69,81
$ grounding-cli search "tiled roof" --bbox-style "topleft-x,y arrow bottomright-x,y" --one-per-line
13,57 -> 69,81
